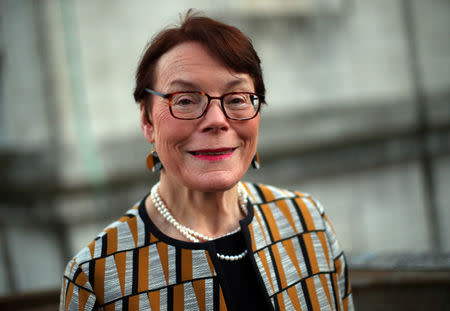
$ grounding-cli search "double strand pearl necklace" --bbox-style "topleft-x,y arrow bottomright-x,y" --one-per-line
150,182 -> 249,261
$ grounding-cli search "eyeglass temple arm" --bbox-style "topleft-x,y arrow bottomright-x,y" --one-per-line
144,88 -> 169,98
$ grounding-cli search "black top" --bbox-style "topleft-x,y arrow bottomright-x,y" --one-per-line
214,231 -> 272,311
138,194 -> 273,310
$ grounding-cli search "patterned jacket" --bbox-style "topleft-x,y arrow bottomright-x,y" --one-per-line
60,182 -> 353,310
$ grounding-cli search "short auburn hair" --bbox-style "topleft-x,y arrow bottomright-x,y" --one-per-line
133,11 -> 265,107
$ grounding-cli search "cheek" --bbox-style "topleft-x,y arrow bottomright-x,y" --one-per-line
152,109 -> 175,140
241,119 -> 260,143
152,107 -> 172,124
247,122 -> 260,156
152,110 -> 194,153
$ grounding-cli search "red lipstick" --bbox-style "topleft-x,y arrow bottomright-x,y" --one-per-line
189,148 -> 236,161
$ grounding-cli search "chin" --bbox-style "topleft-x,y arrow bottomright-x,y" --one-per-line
187,171 -> 243,192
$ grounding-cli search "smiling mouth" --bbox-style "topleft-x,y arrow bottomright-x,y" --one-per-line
189,148 -> 237,155
188,148 -> 237,161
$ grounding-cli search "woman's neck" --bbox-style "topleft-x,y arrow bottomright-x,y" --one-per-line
151,173 -> 245,240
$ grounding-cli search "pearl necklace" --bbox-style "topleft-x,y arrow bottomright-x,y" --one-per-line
150,182 -> 249,261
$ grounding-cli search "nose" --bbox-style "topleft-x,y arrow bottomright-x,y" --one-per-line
200,99 -> 229,132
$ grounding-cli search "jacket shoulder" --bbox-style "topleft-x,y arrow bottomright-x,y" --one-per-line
242,182 -> 311,204
65,202 -> 144,272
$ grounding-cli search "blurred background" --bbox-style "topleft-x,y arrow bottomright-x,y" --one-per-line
0,0 -> 449,310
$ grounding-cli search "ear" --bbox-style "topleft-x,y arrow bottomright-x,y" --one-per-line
140,102 -> 154,143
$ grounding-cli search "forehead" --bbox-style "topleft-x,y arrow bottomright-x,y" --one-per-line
154,41 -> 254,91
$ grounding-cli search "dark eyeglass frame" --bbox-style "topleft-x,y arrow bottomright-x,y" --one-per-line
144,88 -> 264,120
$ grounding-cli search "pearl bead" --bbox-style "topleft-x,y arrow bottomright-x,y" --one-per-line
150,182 -> 249,261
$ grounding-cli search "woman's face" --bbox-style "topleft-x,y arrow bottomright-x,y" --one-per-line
141,41 -> 260,192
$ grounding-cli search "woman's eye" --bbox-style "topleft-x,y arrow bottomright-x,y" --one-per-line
228,96 -> 246,104
172,93 -> 204,107
177,98 -> 193,106
231,98 -> 245,104
227,97 -> 249,108
174,96 -> 197,106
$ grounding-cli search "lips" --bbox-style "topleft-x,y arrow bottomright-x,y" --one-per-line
189,148 -> 237,161
189,148 -> 236,155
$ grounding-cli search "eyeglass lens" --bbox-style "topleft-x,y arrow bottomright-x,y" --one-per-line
170,92 -> 260,119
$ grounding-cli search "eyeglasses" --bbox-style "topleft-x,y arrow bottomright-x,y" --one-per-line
144,88 -> 263,120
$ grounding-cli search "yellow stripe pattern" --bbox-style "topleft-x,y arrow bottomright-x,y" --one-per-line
60,183 -> 353,310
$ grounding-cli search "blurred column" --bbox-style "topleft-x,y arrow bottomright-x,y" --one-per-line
402,0 -> 441,252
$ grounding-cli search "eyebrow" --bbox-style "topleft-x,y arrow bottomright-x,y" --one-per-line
167,78 -> 250,92
167,80 -> 198,90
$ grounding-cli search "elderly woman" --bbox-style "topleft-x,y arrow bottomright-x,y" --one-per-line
60,12 -> 353,311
